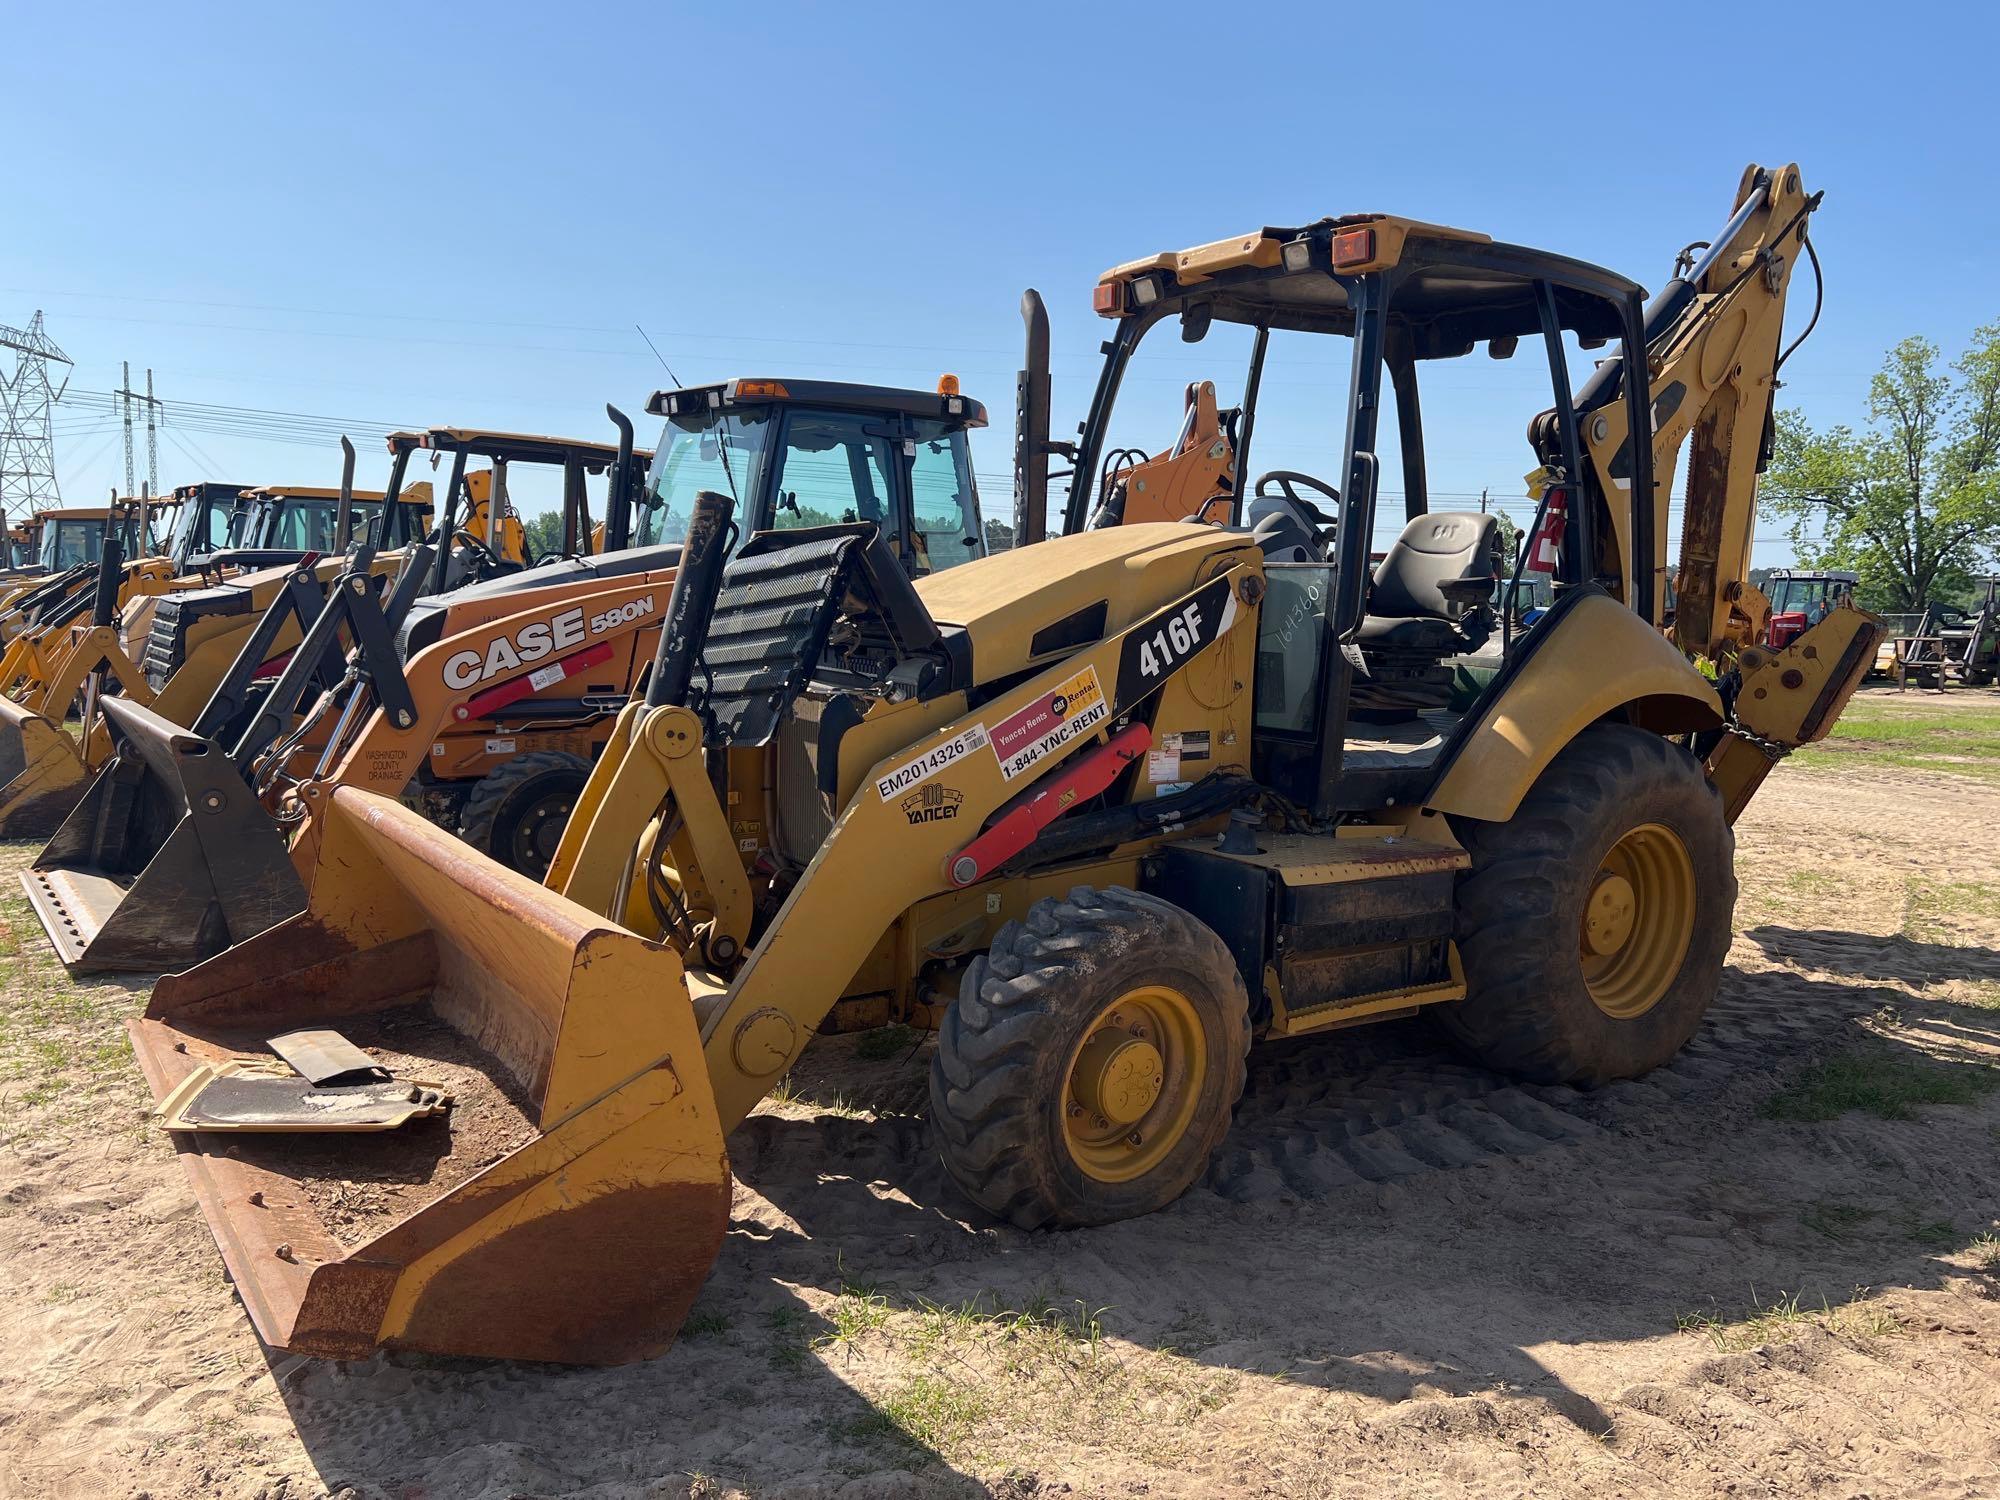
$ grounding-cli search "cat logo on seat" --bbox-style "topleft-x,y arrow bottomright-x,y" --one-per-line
901,784 -> 963,825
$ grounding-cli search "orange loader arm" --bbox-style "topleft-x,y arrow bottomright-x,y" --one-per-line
278,572 -> 676,872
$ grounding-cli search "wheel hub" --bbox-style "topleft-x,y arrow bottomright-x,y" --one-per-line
1578,822 -> 1697,1019
1059,984 -> 1206,1184
512,797 -> 575,875
1070,1031 -> 1164,1126
1582,872 -> 1637,956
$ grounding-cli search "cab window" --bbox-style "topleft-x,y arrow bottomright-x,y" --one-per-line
907,420 -> 981,574
642,407 -> 772,547
771,412 -> 894,532
43,522 -> 102,570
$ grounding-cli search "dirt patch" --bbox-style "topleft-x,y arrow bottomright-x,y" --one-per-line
198,1006 -> 541,1247
2,728 -> 2000,1498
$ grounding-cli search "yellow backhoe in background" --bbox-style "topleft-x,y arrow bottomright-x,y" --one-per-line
24,387 -> 987,969
124,164 -> 1877,1365
0,469 -> 431,838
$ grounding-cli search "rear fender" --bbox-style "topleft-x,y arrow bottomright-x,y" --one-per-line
1425,593 -> 1722,824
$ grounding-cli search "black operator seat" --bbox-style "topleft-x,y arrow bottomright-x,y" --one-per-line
1357,512 -> 1502,654
1348,512 -> 1503,723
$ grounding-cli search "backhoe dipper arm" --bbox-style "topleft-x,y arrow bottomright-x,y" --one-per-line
1580,163 -> 1819,657
1590,162 -> 1882,817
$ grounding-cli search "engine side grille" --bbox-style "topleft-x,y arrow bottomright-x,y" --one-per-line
702,534 -> 856,747
143,588 -> 253,689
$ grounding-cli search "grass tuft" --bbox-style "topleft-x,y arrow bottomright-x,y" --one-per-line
1761,1048 -> 2000,1122
1678,1288 -> 1902,1352
1965,1233 -> 2000,1271
1800,1200 -> 1877,1242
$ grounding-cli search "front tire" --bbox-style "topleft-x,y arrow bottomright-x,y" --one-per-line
929,886 -> 1250,1229
457,750 -> 590,879
1439,724 -> 1735,1085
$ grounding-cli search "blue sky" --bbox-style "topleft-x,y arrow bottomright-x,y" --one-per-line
6,1 -> 1995,563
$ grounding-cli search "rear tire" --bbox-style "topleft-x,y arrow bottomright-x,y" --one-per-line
457,750 -> 590,879
1439,724 -> 1735,1085
929,886 -> 1250,1229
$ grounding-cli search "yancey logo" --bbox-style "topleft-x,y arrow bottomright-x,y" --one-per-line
901,784 -> 962,825
442,594 -> 657,691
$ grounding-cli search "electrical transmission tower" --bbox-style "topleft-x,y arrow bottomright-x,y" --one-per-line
0,311 -> 72,515
115,362 -> 162,499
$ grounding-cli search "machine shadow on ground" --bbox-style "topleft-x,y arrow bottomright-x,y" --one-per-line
262,924 -> 2000,1496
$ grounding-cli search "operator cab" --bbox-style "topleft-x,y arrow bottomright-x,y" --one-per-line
159,482 -> 249,570
235,488 -> 420,554
1047,212 -> 1664,814
35,506 -> 147,571
640,376 -> 988,580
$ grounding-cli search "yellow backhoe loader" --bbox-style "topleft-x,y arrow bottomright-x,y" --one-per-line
0,469 -> 430,839
28,382 -> 989,970
0,499 -> 168,639
22,422 -> 648,967
126,164 -> 1877,1366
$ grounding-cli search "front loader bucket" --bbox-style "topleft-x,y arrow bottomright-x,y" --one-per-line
0,696 -> 90,839
23,695 -> 304,972
127,787 -> 730,1365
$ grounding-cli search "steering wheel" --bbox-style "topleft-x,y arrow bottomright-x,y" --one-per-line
453,528 -> 504,570
1254,471 -> 1340,527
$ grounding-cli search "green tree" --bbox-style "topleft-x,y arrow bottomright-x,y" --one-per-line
522,509 -> 566,561
1765,324 -> 2000,611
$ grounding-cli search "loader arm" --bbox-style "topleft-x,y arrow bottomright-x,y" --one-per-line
283,573 -> 675,873
551,529 -> 1256,1131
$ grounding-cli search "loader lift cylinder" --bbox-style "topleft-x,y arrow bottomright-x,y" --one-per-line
645,489 -> 734,709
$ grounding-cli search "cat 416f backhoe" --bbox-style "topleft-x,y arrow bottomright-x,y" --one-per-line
127,165 -> 1878,1366
26,381 -> 989,971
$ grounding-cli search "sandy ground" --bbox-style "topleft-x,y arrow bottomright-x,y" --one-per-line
4,690 -> 2000,1499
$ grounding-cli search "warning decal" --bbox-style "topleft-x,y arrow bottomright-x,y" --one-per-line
988,665 -> 1110,781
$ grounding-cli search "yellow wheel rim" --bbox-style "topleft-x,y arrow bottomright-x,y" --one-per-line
1579,821 -> 1696,1019
1060,984 -> 1206,1183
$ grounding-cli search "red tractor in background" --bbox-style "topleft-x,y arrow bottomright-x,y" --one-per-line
1764,568 -> 1857,649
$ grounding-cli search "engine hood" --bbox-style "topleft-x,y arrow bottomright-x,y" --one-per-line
912,523 -> 1256,687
